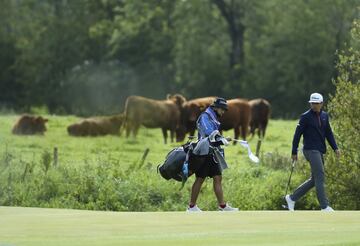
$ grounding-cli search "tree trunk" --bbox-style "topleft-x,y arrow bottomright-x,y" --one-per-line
212,0 -> 245,69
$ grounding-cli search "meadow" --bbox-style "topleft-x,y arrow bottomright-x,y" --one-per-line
0,115 -> 293,166
0,115 -> 321,211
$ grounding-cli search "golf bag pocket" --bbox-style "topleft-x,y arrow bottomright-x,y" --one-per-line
158,147 -> 186,182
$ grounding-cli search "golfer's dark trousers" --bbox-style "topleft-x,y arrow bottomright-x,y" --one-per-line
290,149 -> 329,209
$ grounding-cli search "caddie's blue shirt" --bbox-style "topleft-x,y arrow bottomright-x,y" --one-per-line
292,109 -> 338,155
197,107 -> 220,139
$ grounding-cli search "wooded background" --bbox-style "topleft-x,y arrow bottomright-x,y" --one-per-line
0,0 -> 359,117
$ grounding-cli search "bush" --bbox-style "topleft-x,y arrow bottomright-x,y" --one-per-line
327,19 -> 360,209
0,146 -> 322,211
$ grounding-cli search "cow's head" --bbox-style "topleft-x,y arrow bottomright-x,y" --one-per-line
167,94 -> 186,108
34,116 -> 48,134
110,114 -> 124,127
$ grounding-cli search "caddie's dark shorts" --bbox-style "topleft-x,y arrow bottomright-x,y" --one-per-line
189,154 -> 222,178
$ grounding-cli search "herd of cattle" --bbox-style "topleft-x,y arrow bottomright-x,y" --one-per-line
11,95 -> 271,143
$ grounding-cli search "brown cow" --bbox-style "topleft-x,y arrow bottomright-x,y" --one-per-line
67,114 -> 124,137
176,97 -> 216,141
249,98 -> 271,139
176,97 -> 251,142
122,94 -> 186,144
12,115 -> 48,135
220,98 -> 251,142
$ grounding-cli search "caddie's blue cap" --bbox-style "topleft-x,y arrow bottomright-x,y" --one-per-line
211,97 -> 228,111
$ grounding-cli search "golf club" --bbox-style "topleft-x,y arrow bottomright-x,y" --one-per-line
282,159 -> 296,209
231,138 -> 260,163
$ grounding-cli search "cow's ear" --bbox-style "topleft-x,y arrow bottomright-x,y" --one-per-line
166,94 -> 172,100
43,118 -> 49,122
172,94 -> 186,107
176,94 -> 186,105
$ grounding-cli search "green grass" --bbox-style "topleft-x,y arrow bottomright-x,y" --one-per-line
0,206 -> 359,246
0,115 -> 297,166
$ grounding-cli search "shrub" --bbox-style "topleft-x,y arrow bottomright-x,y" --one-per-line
327,19 -> 360,209
0,148 -> 321,211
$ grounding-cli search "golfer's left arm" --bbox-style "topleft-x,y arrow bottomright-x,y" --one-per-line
291,116 -> 306,160
325,115 -> 340,158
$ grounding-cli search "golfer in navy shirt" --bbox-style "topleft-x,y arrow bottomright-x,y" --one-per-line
285,92 -> 340,211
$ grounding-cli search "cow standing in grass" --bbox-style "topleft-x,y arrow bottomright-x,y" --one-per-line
220,98 -> 251,142
176,97 -> 216,141
12,115 -> 48,135
67,114 -> 124,137
176,97 -> 251,142
249,98 -> 271,139
122,94 -> 186,144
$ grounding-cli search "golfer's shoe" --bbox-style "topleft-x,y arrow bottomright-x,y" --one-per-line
218,203 -> 239,211
186,205 -> 202,212
321,206 -> 335,212
285,194 -> 295,211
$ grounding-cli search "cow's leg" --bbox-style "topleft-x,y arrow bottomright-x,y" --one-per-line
234,127 -> 240,145
119,123 -> 125,136
257,124 -> 262,139
170,129 -> 175,143
126,123 -> 131,138
261,121 -> 268,139
240,123 -> 247,141
248,124 -> 255,140
133,124 -> 140,138
162,128 -> 168,144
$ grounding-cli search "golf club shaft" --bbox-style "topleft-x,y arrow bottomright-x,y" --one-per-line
231,138 -> 244,142
285,160 -> 296,196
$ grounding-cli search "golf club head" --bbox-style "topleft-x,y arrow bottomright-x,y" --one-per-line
249,153 -> 260,163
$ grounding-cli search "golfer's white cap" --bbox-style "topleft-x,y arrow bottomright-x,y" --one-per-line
308,93 -> 323,103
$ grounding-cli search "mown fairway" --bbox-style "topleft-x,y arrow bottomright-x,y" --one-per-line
0,206 -> 359,246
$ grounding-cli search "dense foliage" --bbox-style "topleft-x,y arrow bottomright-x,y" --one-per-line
327,19 -> 360,209
0,0 -> 358,117
0,145 -> 318,211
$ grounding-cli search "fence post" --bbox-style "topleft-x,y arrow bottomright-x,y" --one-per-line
53,147 -> 58,167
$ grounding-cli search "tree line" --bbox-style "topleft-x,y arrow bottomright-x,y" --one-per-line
0,0 -> 358,117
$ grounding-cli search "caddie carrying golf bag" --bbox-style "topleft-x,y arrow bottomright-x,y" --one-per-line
157,131 -> 229,185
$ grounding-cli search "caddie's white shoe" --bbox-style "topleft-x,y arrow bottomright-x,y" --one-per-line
285,194 -> 295,211
321,206 -> 335,212
219,203 -> 239,211
186,205 -> 202,212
